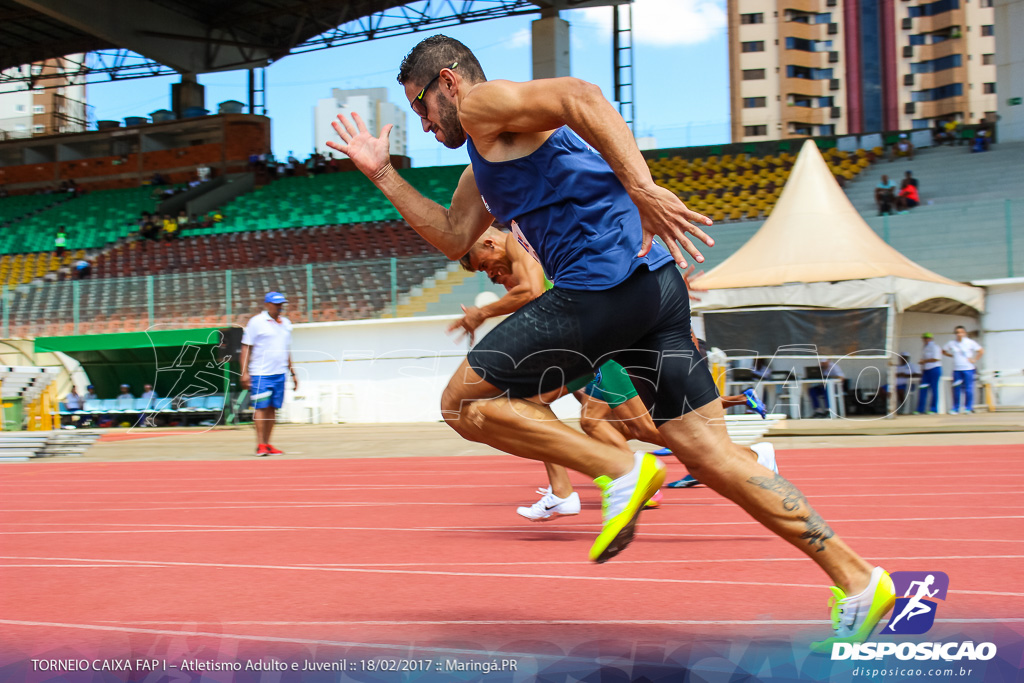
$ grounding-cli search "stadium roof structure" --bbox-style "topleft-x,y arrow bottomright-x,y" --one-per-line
0,0 -> 624,88
691,139 -> 984,317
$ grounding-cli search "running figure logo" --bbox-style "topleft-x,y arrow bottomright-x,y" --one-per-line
886,571 -> 949,634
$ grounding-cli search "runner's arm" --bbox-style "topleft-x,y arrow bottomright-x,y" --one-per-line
476,235 -> 546,319
327,113 -> 493,259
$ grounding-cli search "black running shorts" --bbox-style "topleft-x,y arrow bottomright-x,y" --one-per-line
466,264 -> 720,424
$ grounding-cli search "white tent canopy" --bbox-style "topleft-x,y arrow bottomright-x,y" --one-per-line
691,140 -> 984,316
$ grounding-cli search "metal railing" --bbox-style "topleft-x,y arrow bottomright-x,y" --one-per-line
1,255 -> 448,338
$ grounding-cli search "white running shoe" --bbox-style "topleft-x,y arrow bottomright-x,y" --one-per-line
517,489 -> 581,521
751,442 -> 779,474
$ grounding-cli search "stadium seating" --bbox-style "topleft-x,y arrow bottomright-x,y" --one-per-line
90,221 -> 436,278
647,147 -> 874,221
0,249 -> 86,287
0,186 -> 165,254
215,165 -> 464,232
0,193 -> 69,226
4,252 -> 449,337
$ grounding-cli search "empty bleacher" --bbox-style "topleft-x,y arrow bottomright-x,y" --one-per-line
0,249 -> 86,287
0,192 -> 69,226
216,165 -> 464,231
0,186 -> 165,253
90,221 -> 436,278
647,147 -> 875,222
4,253 -> 449,337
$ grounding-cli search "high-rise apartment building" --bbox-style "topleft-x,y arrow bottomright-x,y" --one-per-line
0,56 -> 87,140
728,0 -> 997,141
313,87 -> 406,158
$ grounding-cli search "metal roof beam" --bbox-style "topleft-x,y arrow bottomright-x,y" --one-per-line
12,0 -> 273,73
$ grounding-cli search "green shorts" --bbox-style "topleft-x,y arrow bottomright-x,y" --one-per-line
565,360 -> 639,409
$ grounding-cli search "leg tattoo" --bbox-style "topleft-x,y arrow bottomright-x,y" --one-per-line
748,473 -> 835,552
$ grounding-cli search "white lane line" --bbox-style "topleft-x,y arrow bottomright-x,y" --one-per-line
0,564 -> 170,568
3,485 -> 1022,498
1,555 -> 1022,597
2,554 -> 1019,571
90,618 -> 1024,627
1,498 -> 1023,514
0,515 -> 1021,536
0,620 -> 586,662
293,554 -> 1024,568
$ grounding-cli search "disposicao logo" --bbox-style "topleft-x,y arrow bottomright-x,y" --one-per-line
886,571 -> 949,634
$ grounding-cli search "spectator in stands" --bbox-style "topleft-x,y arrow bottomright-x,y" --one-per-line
67,179 -> 80,197
141,384 -> 158,400
933,120 -> 952,146
890,133 -> 914,161
54,227 -> 67,257
151,172 -> 167,186
904,170 -> 918,190
138,212 -> 158,240
896,178 -> 919,213
65,387 -> 83,412
73,259 -> 91,279
162,214 -> 179,240
972,118 -> 991,153
196,163 -> 211,182
176,209 -> 191,233
240,291 -> 296,457
84,385 -> 98,401
808,359 -> 844,418
875,175 -> 896,216
945,118 -> 962,144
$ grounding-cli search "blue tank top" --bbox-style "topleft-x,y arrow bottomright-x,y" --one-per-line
466,127 -> 671,290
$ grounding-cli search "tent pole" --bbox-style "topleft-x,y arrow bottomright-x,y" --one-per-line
885,293 -> 898,420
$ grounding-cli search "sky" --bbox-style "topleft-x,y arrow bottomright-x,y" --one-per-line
85,0 -> 731,169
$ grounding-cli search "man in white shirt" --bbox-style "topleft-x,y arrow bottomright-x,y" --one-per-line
65,387 -> 83,412
240,292 -> 297,456
915,333 -> 942,414
942,326 -> 983,414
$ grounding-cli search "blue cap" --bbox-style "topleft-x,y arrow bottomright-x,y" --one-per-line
264,291 -> 287,304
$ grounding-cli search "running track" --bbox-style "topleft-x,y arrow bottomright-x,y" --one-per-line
1,445 -> 1022,680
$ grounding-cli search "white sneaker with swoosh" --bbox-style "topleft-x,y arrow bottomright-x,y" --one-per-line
516,488 -> 581,521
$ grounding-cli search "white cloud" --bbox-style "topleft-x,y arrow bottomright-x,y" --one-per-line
572,0 -> 726,47
507,27 -> 532,49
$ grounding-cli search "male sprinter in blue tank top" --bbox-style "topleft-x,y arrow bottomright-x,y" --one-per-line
327,35 -> 894,649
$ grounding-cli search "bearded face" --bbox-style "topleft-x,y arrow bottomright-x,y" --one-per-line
435,93 -> 466,150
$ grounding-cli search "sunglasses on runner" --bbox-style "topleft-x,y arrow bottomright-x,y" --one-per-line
411,61 -> 458,118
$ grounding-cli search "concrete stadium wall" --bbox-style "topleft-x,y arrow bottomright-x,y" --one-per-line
286,314 -> 586,424
975,278 -> 1024,407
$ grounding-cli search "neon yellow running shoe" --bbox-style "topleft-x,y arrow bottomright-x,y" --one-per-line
589,452 -> 666,563
811,566 -> 896,653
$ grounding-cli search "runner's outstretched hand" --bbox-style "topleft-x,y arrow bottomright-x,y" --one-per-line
635,185 -> 714,267
327,112 -> 394,181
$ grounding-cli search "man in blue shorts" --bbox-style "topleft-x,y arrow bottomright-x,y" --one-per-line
240,292 -> 298,456
327,35 -> 894,647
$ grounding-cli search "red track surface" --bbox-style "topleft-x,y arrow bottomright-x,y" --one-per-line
1,445 -> 1022,674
